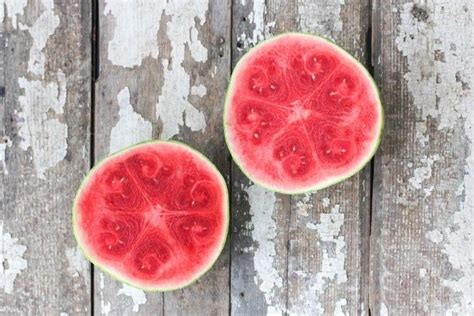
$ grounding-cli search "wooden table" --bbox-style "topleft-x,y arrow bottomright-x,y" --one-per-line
1,0 -> 472,315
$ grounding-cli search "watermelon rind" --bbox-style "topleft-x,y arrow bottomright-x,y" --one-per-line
72,140 -> 230,291
223,32 -> 384,194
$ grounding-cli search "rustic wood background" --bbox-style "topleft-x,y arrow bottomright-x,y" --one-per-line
1,0 -> 472,315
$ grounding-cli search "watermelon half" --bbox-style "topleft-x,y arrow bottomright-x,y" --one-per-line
73,141 -> 229,291
224,33 -> 384,194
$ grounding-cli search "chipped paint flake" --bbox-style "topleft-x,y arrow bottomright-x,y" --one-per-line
334,298 -> 347,316
156,1 -> 209,139
420,268 -> 427,278
380,302 -> 389,316
104,1 -> 162,67
297,0 -> 345,39
296,193 -> 312,217
306,222 -> 317,230
100,273 -> 111,316
237,0 -> 275,49
397,2 -> 474,313
289,204 -> 347,315
17,71 -> 68,179
3,0 -> 28,29
0,222 -> 27,294
246,184 -> 284,314
191,84 -> 207,98
322,197 -> 330,208
0,137 -> 12,175
117,284 -> 147,313
109,87 -> 152,153
65,247 -> 88,284
408,154 -> 440,190
426,229 -> 443,244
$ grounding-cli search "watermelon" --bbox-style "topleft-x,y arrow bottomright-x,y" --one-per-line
224,33 -> 383,194
73,141 -> 229,291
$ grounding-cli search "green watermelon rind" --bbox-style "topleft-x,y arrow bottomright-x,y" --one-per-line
72,140 -> 230,292
223,32 -> 384,194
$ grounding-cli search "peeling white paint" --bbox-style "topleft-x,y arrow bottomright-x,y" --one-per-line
100,273 -> 111,316
60,313 -> 68,316
246,184 -> 284,315
296,193 -> 312,217
289,204 -> 347,315
190,84 -> 207,98
237,0 -> 275,49
109,87 -> 153,153
156,1 -> 209,139
322,197 -> 330,208
408,154 -> 440,190
65,247 -> 88,284
3,0 -> 28,29
24,0 -> 60,76
334,298 -> 347,316
297,0 -> 345,39
397,2 -> 474,313
17,70 -> 68,179
13,0 -> 68,179
117,284 -> 147,313
426,229 -> 443,244
103,1 -> 209,139
104,1 -> 162,68
396,2 -> 470,131
0,222 -> 27,294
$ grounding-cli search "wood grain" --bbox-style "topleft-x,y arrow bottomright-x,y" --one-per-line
0,0 -> 91,314
370,0 -> 474,314
230,0 -> 371,315
95,0 -> 231,314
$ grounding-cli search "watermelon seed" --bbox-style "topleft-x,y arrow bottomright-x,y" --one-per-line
326,149 -> 332,154
341,149 -> 347,153
291,145 -> 297,152
108,245 -> 112,250
258,87 -> 263,94
118,240 -> 124,245
253,132 -> 260,139
270,84 -> 276,90
311,74 -> 316,81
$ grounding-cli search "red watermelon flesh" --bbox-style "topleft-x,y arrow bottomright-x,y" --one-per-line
224,33 -> 383,193
73,141 -> 229,291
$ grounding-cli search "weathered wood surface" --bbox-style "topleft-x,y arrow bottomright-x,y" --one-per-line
2,0 -> 473,315
0,0 -> 91,314
370,0 -> 474,315
230,0 -> 372,315
95,0 -> 231,315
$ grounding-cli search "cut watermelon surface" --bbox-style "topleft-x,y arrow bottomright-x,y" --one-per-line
73,141 -> 229,291
224,33 -> 383,193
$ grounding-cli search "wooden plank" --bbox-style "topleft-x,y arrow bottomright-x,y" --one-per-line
0,0 -> 91,314
230,1 -> 292,314
370,1 -> 473,314
230,0 -> 371,315
95,1 -> 231,314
